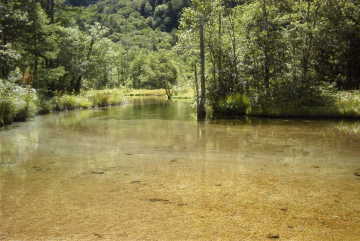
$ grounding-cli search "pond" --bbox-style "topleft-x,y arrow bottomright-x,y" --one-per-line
0,97 -> 359,240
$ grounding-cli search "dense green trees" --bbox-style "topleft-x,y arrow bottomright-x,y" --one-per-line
1,0 -> 360,123
0,0 -> 186,97
178,0 -> 360,115
130,51 -> 178,98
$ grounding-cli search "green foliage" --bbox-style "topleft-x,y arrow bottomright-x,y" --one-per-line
130,52 -> 178,97
0,79 -> 38,126
215,93 -> 250,115
2,0 -> 360,125
178,0 -> 360,118
1,0 -> 187,97
89,0 -> 189,32
0,99 -> 15,126
53,95 -> 92,111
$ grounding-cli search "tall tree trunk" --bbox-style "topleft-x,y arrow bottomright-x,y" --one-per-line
198,22 -> 206,121
217,11 -> 222,88
194,63 -> 199,106
262,0 -> 270,91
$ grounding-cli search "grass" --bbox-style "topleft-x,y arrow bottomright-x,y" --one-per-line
2,86 -> 360,128
124,89 -> 166,97
50,89 -> 172,112
172,87 -> 194,99
1,88 -> 173,127
246,91 -> 360,119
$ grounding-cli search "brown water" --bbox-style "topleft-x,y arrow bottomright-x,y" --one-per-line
1,98 -> 360,241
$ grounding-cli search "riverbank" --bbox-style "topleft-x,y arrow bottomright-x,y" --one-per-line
0,88 -> 194,128
249,91 -> 360,119
2,87 -> 360,129
0,89 -> 149,127
213,91 -> 360,119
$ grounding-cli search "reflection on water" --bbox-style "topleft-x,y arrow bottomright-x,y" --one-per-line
0,97 -> 360,241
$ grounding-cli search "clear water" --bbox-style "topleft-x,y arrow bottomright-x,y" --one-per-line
0,97 -> 359,240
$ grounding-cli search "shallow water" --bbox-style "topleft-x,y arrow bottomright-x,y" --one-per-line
0,97 -> 360,241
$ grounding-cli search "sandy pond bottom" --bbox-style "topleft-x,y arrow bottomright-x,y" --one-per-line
0,98 -> 360,241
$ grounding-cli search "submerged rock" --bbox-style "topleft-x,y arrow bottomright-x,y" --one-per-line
267,234 -> 280,239
91,171 -> 105,175
93,233 -> 103,238
354,172 -> 360,177
130,180 -> 142,184
148,198 -> 170,203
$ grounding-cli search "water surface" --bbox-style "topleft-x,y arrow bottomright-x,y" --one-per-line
1,98 -> 360,240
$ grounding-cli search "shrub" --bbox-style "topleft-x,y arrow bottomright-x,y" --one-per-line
90,92 -> 111,107
52,95 -> 92,111
0,99 -> 15,126
0,80 -> 38,125
215,93 -> 251,115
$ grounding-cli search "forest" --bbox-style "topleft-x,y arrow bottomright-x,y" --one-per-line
1,0 -> 360,126
1,1 -> 360,240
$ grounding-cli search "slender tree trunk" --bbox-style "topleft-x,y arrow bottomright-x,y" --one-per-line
33,56 -> 39,88
262,0 -> 270,91
194,63 -> 199,105
198,22 -> 206,121
218,11 -> 222,87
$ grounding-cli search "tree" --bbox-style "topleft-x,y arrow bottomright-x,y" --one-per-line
179,0 -> 216,120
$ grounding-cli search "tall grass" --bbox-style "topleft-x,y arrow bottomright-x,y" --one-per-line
246,90 -> 360,118
2,85 -> 360,128
124,89 -> 166,97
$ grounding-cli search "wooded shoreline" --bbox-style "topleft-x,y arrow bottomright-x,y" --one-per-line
1,88 -> 360,129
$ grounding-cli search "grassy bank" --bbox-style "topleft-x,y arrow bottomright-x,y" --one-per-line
248,91 -> 360,119
212,91 -> 360,119
1,88 -> 192,128
2,86 -> 359,128
40,89 -> 173,114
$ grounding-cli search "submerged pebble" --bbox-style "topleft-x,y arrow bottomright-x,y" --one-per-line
148,198 -> 170,203
130,180 -> 142,184
93,233 -> 103,238
267,234 -> 280,239
91,171 -> 105,175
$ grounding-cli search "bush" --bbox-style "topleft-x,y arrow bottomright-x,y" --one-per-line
214,93 -> 251,115
89,92 -> 111,107
0,99 -> 15,126
52,95 -> 92,111
0,80 -> 38,126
